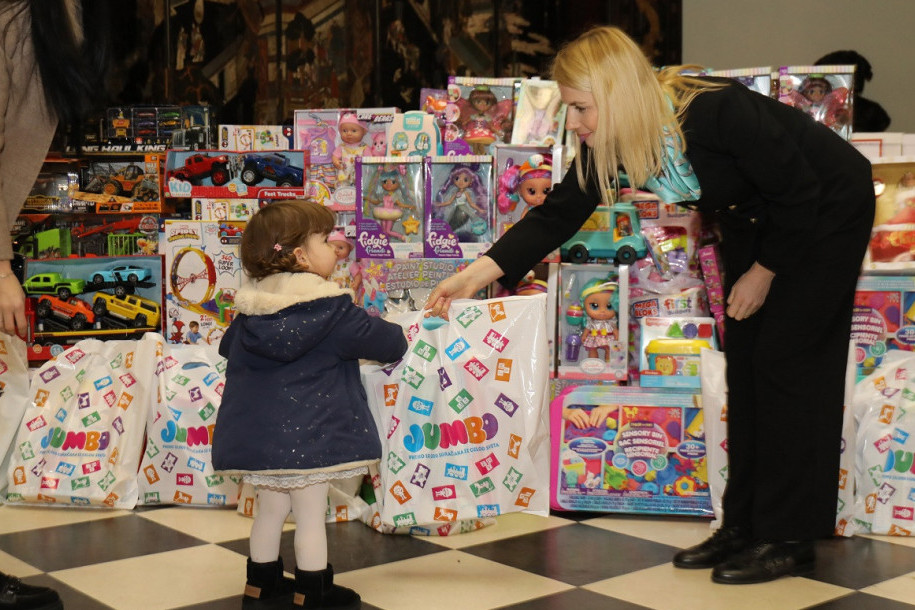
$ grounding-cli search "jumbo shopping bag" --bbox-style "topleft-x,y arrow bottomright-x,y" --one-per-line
5,337 -> 158,508
361,294 -> 551,533
137,338 -> 243,506
0,334 -> 30,501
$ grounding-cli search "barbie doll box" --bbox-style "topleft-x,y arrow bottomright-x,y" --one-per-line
550,384 -> 712,516
424,155 -> 493,259
355,156 -> 425,259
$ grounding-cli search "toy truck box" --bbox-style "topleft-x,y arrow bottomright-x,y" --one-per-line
164,150 -> 308,199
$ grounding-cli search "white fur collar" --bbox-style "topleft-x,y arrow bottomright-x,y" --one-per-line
235,272 -> 353,316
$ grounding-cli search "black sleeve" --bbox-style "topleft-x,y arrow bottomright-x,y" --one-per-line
485,147 -> 603,286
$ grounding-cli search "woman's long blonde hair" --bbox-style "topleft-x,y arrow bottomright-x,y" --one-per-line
551,25 -> 721,201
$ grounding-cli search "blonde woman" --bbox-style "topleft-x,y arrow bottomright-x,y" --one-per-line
426,25 -> 874,585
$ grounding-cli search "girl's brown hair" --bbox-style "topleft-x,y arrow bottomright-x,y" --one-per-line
240,199 -> 335,280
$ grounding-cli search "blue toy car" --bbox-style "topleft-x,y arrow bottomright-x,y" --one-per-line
90,265 -> 152,286
560,202 -> 648,265
240,153 -> 304,187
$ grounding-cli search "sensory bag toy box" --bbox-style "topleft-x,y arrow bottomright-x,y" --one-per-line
550,384 -> 712,516
851,275 -> 915,381
360,295 -> 550,532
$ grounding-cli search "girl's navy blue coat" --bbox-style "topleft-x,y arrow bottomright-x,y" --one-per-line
212,272 -> 407,476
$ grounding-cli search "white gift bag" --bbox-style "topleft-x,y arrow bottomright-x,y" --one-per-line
361,295 -> 550,533
0,334 -> 30,501
137,339 -> 242,506
5,337 -> 158,508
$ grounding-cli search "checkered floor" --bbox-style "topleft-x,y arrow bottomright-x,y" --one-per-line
3,504 -> 915,609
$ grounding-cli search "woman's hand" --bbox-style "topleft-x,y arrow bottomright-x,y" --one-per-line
726,262 -> 775,320
0,273 -> 27,337
424,255 -> 505,319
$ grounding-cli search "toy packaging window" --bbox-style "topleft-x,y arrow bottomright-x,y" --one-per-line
356,156 -> 425,259
778,64 -> 855,140
552,384 -> 712,516
293,107 -> 399,210
511,79 -> 567,147
443,76 -> 520,156
425,155 -> 493,259
703,66 -> 775,98
863,157 -> 915,272
73,155 -> 165,214
161,220 -> 244,346
24,160 -> 80,213
558,263 -> 629,382
638,316 -> 718,389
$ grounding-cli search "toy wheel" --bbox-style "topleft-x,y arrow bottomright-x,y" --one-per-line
92,274 -> 104,284
133,314 -> 147,328
71,314 -> 87,331
241,164 -> 262,186
102,181 -> 122,196
616,246 -> 637,266
210,163 -> 229,186
127,273 -> 139,285
568,244 -> 589,264
92,299 -> 107,317
57,287 -> 72,300
114,284 -> 128,298
278,178 -> 297,187
35,300 -> 51,318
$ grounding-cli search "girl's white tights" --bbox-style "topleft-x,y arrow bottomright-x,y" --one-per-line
249,482 -> 329,571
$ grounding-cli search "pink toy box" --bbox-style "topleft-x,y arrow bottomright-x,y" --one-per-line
550,384 -> 712,516
424,155 -> 493,259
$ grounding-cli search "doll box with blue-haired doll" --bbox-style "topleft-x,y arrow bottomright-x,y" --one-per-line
424,155 -> 493,259
557,263 -> 629,382
356,156 -> 425,259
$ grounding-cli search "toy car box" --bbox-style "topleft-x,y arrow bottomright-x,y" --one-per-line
70,155 -> 165,214
164,149 -> 308,199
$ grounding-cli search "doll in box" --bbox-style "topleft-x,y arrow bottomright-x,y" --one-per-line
362,163 -> 417,240
497,154 -> 553,222
567,278 -> 619,362
432,163 -> 489,240
332,112 -> 368,186
327,229 -> 362,294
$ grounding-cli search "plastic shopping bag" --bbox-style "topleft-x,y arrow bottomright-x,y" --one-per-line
360,294 -> 550,534
137,338 -> 242,506
0,334 -> 30,501
5,337 -> 158,508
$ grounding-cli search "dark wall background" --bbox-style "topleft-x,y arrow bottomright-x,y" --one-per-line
106,0 -> 681,124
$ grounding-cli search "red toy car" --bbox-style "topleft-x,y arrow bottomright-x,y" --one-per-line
167,153 -> 230,186
34,295 -> 96,330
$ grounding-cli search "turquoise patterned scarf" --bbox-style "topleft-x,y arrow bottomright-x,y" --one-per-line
642,124 -> 701,204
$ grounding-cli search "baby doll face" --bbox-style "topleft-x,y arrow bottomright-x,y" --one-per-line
330,240 -> 352,260
584,291 -> 616,321
340,123 -> 366,145
519,177 -> 552,207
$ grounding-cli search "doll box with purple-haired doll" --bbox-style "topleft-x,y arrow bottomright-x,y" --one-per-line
424,155 -> 493,259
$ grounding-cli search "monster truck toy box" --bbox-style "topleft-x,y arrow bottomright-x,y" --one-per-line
164,149 -> 308,199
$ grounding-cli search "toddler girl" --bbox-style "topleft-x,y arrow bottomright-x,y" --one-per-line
212,199 -> 407,608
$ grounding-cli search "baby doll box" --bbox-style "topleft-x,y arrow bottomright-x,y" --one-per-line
424,155 -> 493,259
862,156 -> 915,272
164,149 -> 308,200
638,316 -> 718,388
510,79 -> 567,147
549,383 -> 711,516
777,64 -> 855,140
355,156 -> 425,259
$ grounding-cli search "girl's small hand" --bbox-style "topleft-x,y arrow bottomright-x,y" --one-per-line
726,262 -> 775,320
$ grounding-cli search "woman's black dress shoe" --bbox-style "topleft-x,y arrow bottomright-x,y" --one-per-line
711,541 -> 815,584
673,526 -> 752,569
